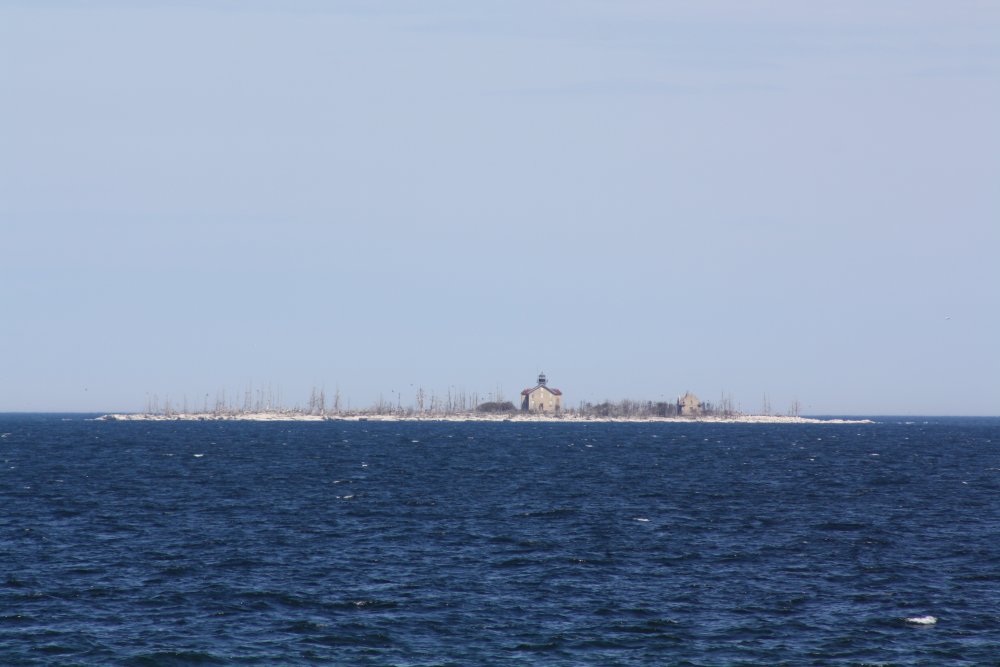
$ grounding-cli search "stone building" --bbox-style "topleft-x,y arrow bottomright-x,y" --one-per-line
677,391 -> 702,417
521,373 -> 563,413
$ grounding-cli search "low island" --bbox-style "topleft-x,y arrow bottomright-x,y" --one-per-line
98,375 -> 874,425
96,411 -> 872,425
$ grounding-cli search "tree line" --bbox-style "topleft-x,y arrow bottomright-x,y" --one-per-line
142,385 -> 800,418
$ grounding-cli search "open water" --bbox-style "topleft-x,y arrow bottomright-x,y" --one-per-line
1,415 -> 999,665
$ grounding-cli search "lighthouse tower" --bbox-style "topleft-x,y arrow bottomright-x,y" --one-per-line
520,372 -> 562,413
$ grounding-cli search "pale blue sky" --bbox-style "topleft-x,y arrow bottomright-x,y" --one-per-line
2,1 -> 998,414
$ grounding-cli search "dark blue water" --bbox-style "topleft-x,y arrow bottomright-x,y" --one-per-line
2,415 -> 999,665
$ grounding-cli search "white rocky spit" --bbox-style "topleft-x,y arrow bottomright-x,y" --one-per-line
96,413 -> 874,425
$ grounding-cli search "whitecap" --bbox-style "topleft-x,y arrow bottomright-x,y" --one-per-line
193,454 -> 204,458
633,517 -> 650,522
905,615 -> 937,625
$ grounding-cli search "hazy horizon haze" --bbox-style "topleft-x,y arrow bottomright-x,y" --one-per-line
2,1 -> 998,415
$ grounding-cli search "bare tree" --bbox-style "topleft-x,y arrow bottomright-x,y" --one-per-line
788,398 -> 801,417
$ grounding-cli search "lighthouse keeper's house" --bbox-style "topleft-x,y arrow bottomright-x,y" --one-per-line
521,373 -> 563,413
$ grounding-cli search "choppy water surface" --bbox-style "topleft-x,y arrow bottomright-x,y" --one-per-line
2,416 -> 999,665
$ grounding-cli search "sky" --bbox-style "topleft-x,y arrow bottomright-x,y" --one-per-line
1,1 -> 998,415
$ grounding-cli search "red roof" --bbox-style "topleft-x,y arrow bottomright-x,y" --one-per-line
521,385 -> 562,396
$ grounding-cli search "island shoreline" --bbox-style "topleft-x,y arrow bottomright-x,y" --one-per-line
95,413 -> 874,425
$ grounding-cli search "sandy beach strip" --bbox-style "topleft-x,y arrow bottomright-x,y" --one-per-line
96,413 -> 874,425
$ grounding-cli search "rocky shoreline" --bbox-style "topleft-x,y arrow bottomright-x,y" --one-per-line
96,412 -> 874,425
